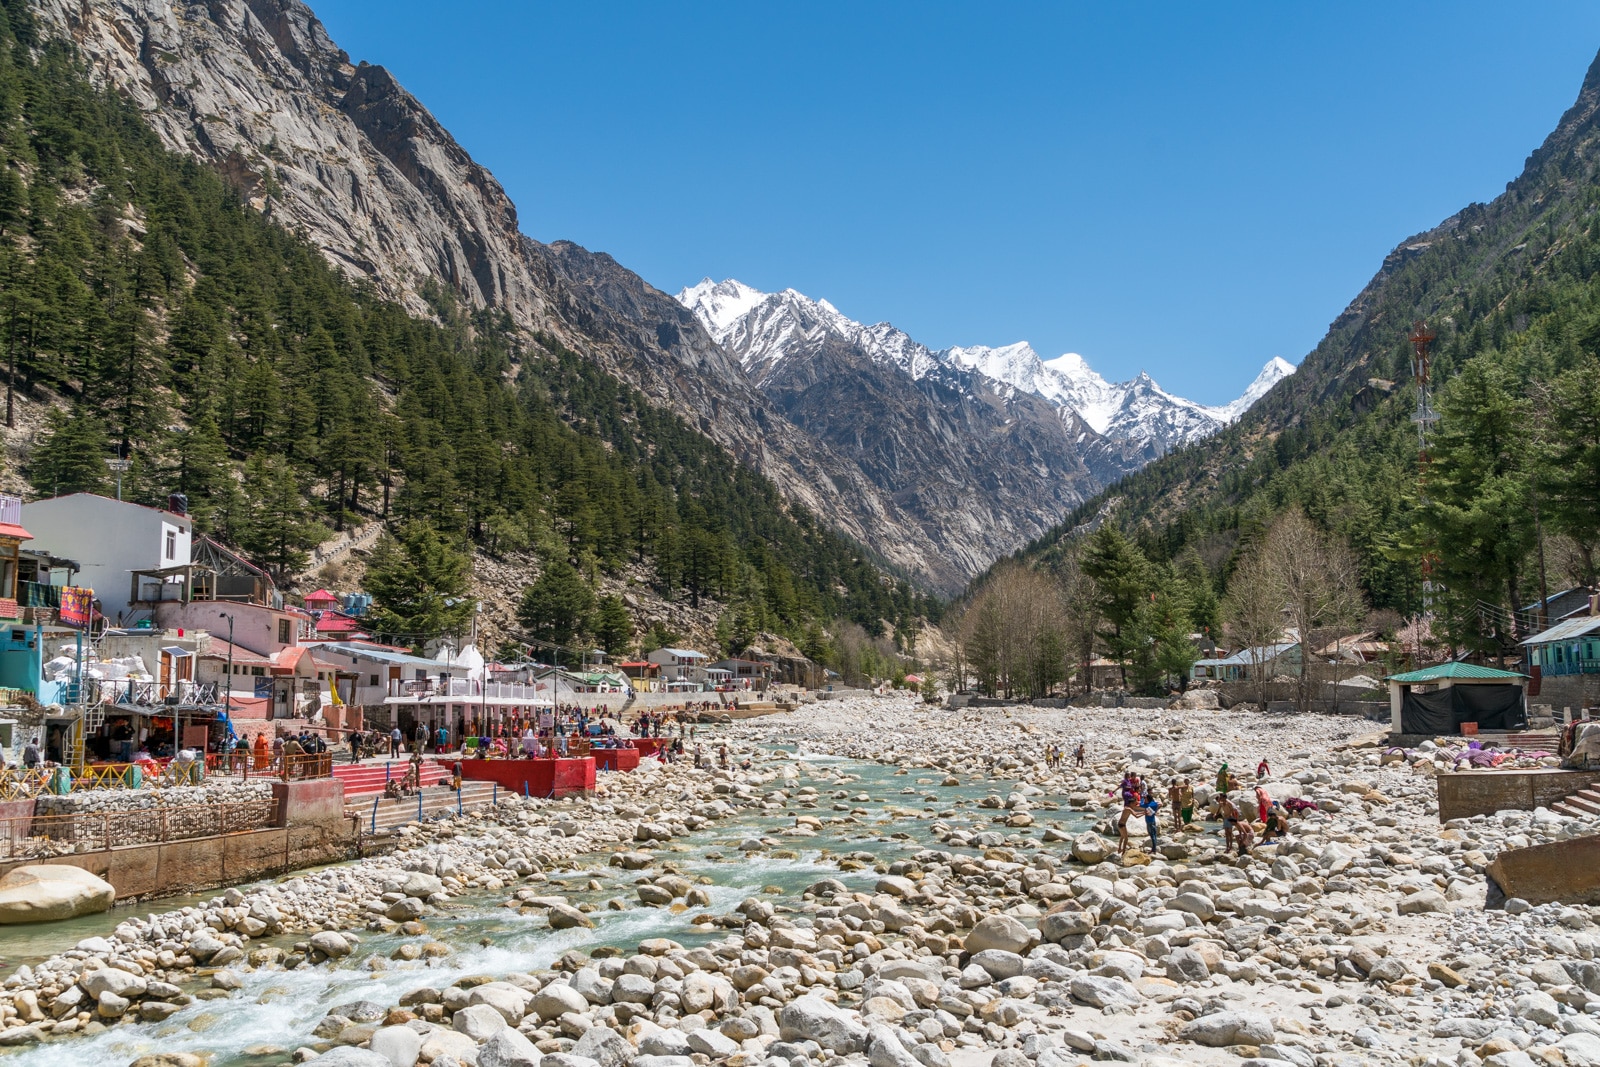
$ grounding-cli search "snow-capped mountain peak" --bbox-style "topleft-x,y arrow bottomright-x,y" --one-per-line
676,278 -> 1296,454
1215,355 -> 1295,422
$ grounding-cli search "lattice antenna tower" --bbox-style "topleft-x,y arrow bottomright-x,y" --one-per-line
1409,320 -> 1439,614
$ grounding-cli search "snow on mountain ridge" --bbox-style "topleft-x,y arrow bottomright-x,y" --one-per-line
677,278 -> 1295,451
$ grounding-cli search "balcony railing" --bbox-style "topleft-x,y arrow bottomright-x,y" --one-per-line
388,678 -> 546,701
112,679 -> 220,707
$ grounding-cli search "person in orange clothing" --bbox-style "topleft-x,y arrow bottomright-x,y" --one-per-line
252,732 -> 270,771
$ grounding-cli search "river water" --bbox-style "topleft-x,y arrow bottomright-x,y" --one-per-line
0,747 -> 1094,1066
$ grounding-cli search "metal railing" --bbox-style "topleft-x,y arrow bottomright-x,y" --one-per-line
112,679 -> 219,707
0,799 -> 279,860
388,679 -> 546,700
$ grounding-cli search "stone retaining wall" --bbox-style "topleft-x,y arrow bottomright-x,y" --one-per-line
1435,768 -> 1595,822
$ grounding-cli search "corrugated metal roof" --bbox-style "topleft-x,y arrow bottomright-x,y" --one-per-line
1386,662 -> 1527,683
1518,615 -> 1600,645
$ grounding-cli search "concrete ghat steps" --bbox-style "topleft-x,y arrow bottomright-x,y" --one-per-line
347,781 -> 500,831
1551,784 -> 1600,818
332,760 -> 450,796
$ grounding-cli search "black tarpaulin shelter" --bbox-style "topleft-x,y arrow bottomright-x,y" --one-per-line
1387,663 -> 1528,735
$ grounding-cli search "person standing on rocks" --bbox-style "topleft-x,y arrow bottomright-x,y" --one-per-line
1219,792 -> 1241,851
1215,762 -> 1230,794
1116,772 -> 1141,855
1179,777 -> 1195,826
1167,778 -> 1183,832
1141,791 -> 1161,853
1254,781 -> 1271,827
1074,742 -> 1085,768
1257,757 -> 1270,780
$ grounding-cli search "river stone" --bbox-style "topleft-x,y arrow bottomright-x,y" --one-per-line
369,1025 -> 424,1067
636,884 -> 675,906
548,903 -> 593,929
97,990 -> 130,1017
970,949 -> 1026,979
1039,907 -> 1092,942
1072,833 -> 1112,864
687,1029 -> 741,1058
454,1002 -> 509,1041
308,1050 -> 393,1067
1398,890 -> 1448,914
0,865 -> 114,924
311,931 -> 353,958
402,872 -> 445,898
1180,1010 -> 1275,1047
127,1056 -> 207,1067
1558,1033 -> 1600,1067
867,1023 -> 923,1067
420,1027 -> 481,1065
965,914 -> 1031,954
1165,947 -> 1211,983
469,982 -> 531,1023
80,966 -> 147,999
640,1029 -> 695,1056
531,982 -> 589,1021
479,1026 -> 543,1067
572,1025 -> 633,1067
1068,975 -> 1140,1011
386,897 -> 426,922
779,993 -> 869,1053
612,973 -> 655,1004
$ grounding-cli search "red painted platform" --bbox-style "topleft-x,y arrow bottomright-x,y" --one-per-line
458,758 -> 595,797
632,738 -> 669,759
592,747 -> 640,772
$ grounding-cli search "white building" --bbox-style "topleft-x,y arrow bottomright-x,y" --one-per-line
645,647 -> 710,687
20,494 -> 192,626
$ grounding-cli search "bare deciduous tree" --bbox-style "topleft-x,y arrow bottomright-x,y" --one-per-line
1262,508 -> 1367,712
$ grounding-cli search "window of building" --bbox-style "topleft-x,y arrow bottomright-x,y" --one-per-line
370,675 -> 379,686
278,619 -> 291,644
251,666 -> 264,676
165,530 -> 176,560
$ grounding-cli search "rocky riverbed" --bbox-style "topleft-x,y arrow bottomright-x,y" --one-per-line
0,695 -> 1598,1067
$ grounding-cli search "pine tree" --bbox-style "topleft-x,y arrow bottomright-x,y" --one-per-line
27,405 -> 109,495
592,594 -> 633,658
239,455 -> 328,580
516,558 -> 595,648
1081,524 -> 1153,686
364,522 -> 476,651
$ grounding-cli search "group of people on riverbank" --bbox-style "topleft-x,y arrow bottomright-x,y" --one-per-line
1110,755 -> 1315,858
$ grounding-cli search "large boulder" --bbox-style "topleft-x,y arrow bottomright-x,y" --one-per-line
778,994 -> 868,1053
1180,1010 -> 1275,1047
0,866 -> 114,924
1071,833 -> 1112,864
964,914 -> 1031,955
480,1027 -> 544,1067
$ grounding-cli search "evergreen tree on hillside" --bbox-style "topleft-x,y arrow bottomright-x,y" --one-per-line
1081,524 -> 1152,686
517,558 -> 595,649
239,456 -> 328,580
27,406 -> 109,496
1417,359 -> 1535,655
364,523 -> 476,651
592,595 -> 633,659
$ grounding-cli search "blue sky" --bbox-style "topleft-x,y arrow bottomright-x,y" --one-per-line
309,2 -> 1600,404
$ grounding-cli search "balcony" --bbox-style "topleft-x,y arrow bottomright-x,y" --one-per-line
111,679 -> 220,708
387,678 -> 546,701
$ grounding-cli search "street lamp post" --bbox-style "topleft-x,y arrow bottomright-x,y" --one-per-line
220,612 -> 234,719
104,457 -> 132,501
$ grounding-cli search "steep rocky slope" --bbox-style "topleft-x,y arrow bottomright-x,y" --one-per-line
1003,45 -> 1600,607
27,0 -> 984,589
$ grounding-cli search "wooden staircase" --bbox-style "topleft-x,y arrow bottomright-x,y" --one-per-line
1551,781 -> 1600,819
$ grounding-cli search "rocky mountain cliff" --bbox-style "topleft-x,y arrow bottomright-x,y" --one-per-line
26,0 -> 1000,590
